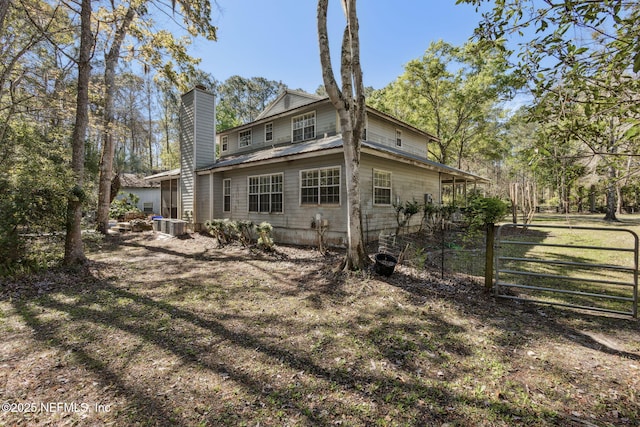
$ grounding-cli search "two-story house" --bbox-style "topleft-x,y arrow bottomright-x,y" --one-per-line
147,86 -> 487,245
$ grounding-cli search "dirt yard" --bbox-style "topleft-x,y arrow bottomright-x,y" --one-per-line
1,231 -> 639,426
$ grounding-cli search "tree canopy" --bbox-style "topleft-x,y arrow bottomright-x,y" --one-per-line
369,40 -> 519,169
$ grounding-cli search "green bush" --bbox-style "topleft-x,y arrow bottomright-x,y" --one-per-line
465,196 -> 508,230
0,147 -> 69,275
110,193 -> 141,220
204,219 -> 275,251
256,222 -> 274,252
235,220 -> 254,247
393,199 -> 421,235
204,219 -> 233,245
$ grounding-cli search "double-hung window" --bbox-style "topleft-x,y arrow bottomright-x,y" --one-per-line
292,112 -> 315,143
239,129 -> 252,148
373,170 -> 392,205
300,167 -> 340,205
248,174 -> 283,213
395,129 -> 402,147
221,135 -> 228,152
223,179 -> 231,212
265,122 -> 273,143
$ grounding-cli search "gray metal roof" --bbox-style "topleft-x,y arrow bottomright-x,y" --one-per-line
197,135 -> 488,182
144,168 -> 181,181
362,140 -> 489,182
198,135 -> 342,171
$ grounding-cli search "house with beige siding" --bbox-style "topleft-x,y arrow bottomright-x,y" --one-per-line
147,86 -> 488,245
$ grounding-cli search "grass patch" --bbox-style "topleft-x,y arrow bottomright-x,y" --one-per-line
495,216 -> 638,316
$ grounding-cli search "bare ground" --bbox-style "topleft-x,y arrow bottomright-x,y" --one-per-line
0,231 -> 639,426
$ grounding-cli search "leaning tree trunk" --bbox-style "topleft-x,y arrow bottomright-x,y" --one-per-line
317,0 -> 369,271
64,0 -> 92,265
96,6 -> 137,234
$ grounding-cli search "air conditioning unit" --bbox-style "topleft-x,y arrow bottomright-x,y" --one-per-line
424,193 -> 433,204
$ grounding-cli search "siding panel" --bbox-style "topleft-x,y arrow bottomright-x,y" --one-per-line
361,154 -> 440,241
194,90 -> 216,169
367,114 -> 428,158
179,90 -> 195,218
220,103 -> 337,157
195,175 -> 211,223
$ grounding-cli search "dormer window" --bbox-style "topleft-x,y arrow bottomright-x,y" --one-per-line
265,122 -> 273,143
239,129 -> 252,148
292,111 -> 316,143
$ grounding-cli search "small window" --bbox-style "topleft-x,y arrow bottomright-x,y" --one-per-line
300,167 -> 340,205
292,112 -> 316,143
223,179 -> 231,212
373,170 -> 392,205
248,174 -> 283,213
395,129 -> 402,147
221,135 -> 228,152
265,122 -> 273,143
239,129 -> 252,148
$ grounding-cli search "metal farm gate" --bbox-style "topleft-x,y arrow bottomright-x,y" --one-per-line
493,224 -> 638,318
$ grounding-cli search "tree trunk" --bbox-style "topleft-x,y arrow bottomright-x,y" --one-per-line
317,0 -> 370,271
0,0 -> 10,35
603,166 -> 618,221
147,77 -> 154,171
96,6 -> 137,234
509,182 -> 518,223
64,0 -> 92,266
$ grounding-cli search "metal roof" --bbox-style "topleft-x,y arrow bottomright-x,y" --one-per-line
144,168 -> 181,182
196,136 -> 488,183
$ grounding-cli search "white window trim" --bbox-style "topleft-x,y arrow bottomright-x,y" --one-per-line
291,111 -> 316,143
221,135 -> 228,152
373,169 -> 392,206
299,166 -> 341,206
395,129 -> 402,147
239,129 -> 252,148
222,178 -> 231,212
247,173 -> 284,214
265,122 -> 273,143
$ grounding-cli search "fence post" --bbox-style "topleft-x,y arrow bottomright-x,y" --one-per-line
485,223 -> 495,291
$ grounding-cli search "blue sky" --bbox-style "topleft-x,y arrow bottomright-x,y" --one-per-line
186,0 -> 488,92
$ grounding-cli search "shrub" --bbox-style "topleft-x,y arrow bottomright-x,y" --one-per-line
465,196 -> 508,230
204,219 -> 261,248
235,220 -> 254,247
393,199 -> 421,235
204,219 -> 232,245
110,193 -> 141,221
256,222 -> 274,252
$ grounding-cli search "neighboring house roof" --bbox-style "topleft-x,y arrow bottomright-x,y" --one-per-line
196,135 -> 488,183
144,168 -> 181,182
120,173 -> 160,188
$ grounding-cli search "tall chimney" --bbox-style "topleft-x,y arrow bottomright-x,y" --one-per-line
179,86 -> 216,224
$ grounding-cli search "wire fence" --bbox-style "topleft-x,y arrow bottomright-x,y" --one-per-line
375,224 -> 488,279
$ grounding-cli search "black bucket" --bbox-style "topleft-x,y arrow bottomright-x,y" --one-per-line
374,253 -> 397,277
